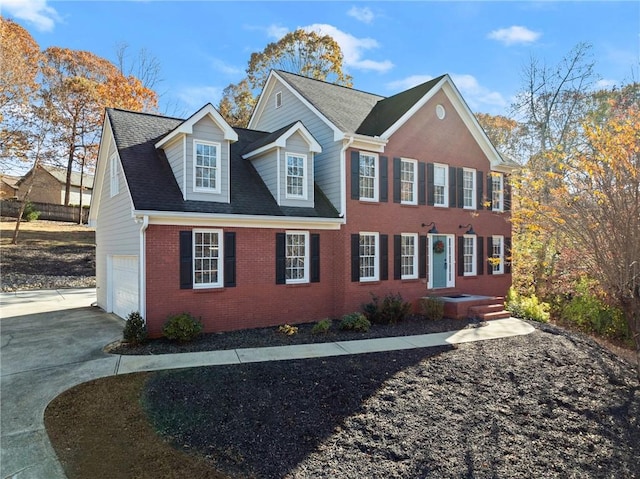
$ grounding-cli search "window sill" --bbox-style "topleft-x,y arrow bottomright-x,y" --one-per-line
400,277 -> 420,282
285,282 -> 311,287
192,286 -> 225,292
359,279 -> 380,285
400,203 -> 419,207
358,200 -> 380,205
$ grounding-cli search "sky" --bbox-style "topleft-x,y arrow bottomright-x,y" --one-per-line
4,0 -> 640,118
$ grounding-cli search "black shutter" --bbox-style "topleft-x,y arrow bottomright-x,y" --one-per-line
449,166 -> 457,208
179,231 -> 192,289
418,162 -> 426,205
457,236 -> 464,277
487,236 -> 494,276
351,234 -> 360,282
457,167 -> 464,208
419,235 -> 427,279
486,173 -> 493,210
351,151 -> 360,200
393,235 -> 402,280
477,236 -> 484,276
505,237 -> 512,274
504,175 -> 511,211
224,232 -> 236,287
379,156 -> 388,202
275,233 -> 286,284
310,233 -> 320,283
477,170 -> 484,210
393,157 -> 401,203
380,234 -> 388,280
427,163 -> 435,206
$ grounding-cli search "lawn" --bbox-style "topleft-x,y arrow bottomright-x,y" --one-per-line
45,323 -> 640,479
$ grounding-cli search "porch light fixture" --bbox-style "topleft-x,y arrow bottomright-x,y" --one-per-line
459,224 -> 476,235
422,222 -> 439,234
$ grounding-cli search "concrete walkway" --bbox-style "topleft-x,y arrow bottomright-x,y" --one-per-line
1,288 -> 535,479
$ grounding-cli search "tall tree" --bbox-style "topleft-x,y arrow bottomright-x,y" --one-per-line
218,29 -> 352,127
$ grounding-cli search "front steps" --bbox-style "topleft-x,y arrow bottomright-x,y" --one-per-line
424,293 -> 510,320
468,302 -> 511,321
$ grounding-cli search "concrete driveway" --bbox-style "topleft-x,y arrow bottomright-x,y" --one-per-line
1,288 -> 123,479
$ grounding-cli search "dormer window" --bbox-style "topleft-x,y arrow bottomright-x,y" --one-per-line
194,140 -> 220,193
286,153 -> 306,199
275,91 -> 282,109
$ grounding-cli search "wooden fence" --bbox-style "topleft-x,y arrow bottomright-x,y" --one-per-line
0,199 -> 89,224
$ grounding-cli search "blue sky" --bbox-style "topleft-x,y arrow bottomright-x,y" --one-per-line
5,1 -> 639,118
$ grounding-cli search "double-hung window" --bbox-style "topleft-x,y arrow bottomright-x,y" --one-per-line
286,153 -> 306,199
463,168 -> 476,209
194,140 -> 220,192
491,235 -> 504,274
401,159 -> 417,205
463,235 -> 477,276
193,229 -> 223,288
286,231 -> 309,283
359,153 -> 378,201
491,173 -> 504,211
401,233 -> 418,279
359,232 -> 379,281
433,163 -> 448,207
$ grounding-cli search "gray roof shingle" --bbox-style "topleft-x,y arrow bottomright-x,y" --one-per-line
106,108 -> 339,218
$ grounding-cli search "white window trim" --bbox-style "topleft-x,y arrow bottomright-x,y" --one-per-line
492,235 -> 505,275
463,234 -> 477,277
492,173 -> 504,212
275,91 -> 282,109
401,233 -> 418,280
433,162 -> 448,207
285,152 -> 307,200
463,167 -> 476,210
285,230 -> 309,284
193,228 -> 224,289
110,152 -> 119,197
193,139 -> 221,194
401,158 -> 418,205
359,232 -> 379,282
359,152 -> 379,202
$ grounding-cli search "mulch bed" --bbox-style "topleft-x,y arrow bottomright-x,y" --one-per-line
141,322 -> 639,479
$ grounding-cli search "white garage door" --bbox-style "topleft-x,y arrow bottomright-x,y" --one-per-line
112,255 -> 138,319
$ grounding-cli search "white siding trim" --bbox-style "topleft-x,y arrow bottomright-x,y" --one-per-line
182,136 -> 187,200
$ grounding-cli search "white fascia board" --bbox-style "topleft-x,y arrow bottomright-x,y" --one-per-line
134,210 -> 344,230
349,134 -> 388,153
155,103 -> 238,149
242,121 -> 322,160
88,111 -> 111,222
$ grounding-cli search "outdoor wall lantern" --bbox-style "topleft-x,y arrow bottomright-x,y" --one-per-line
459,224 -> 476,235
422,222 -> 439,234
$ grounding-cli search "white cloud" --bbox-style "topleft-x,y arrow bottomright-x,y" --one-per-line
488,26 -> 541,46
177,86 -> 224,110
303,23 -> 394,73
386,75 -> 435,91
2,0 -> 61,32
596,79 -> 617,89
266,24 -> 289,40
209,58 -> 243,76
347,6 -> 375,24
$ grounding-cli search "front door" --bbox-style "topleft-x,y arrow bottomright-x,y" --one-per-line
430,235 -> 454,289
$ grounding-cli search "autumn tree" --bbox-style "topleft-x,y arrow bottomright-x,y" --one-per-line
476,113 -> 527,165
218,29 -> 352,127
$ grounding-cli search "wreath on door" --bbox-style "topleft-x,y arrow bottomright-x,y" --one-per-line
433,240 -> 445,254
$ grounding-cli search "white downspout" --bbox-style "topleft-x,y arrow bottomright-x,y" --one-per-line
138,215 -> 149,319
340,136 -> 355,219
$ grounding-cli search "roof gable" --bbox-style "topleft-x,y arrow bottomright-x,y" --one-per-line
242,121 -> 321,160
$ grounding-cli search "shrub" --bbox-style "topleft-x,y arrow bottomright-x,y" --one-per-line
311,319 -> 332,335
362,292 -> 412,324
505,287 -> 550,323
339,313 -> 371,332
162,313 -> 203,342
123,311 -> 147,345
420,297 -> 444,321
22,201 -> 40,222
278,324 -> 298,335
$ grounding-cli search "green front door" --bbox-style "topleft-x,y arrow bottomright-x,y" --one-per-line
431,235 -> 447,289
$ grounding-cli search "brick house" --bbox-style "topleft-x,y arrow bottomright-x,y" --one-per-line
89,71 -> 516,336
16,164 -> 94,206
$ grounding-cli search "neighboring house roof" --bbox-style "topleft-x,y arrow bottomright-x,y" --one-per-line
107,108 -> 339,218
17,165 -> 94,189
0,175 -> 20,188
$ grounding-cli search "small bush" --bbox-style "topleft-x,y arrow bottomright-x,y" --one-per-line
162,313 -> 203,342
311,319 -> 332,335
420,297 -> 444,321
123,311 -> 147,345
22,201 -> 40,222
505,287 -> 550,323
278,324 -> 298,336
339,313 -> 371,332
362,292 -> 412,324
